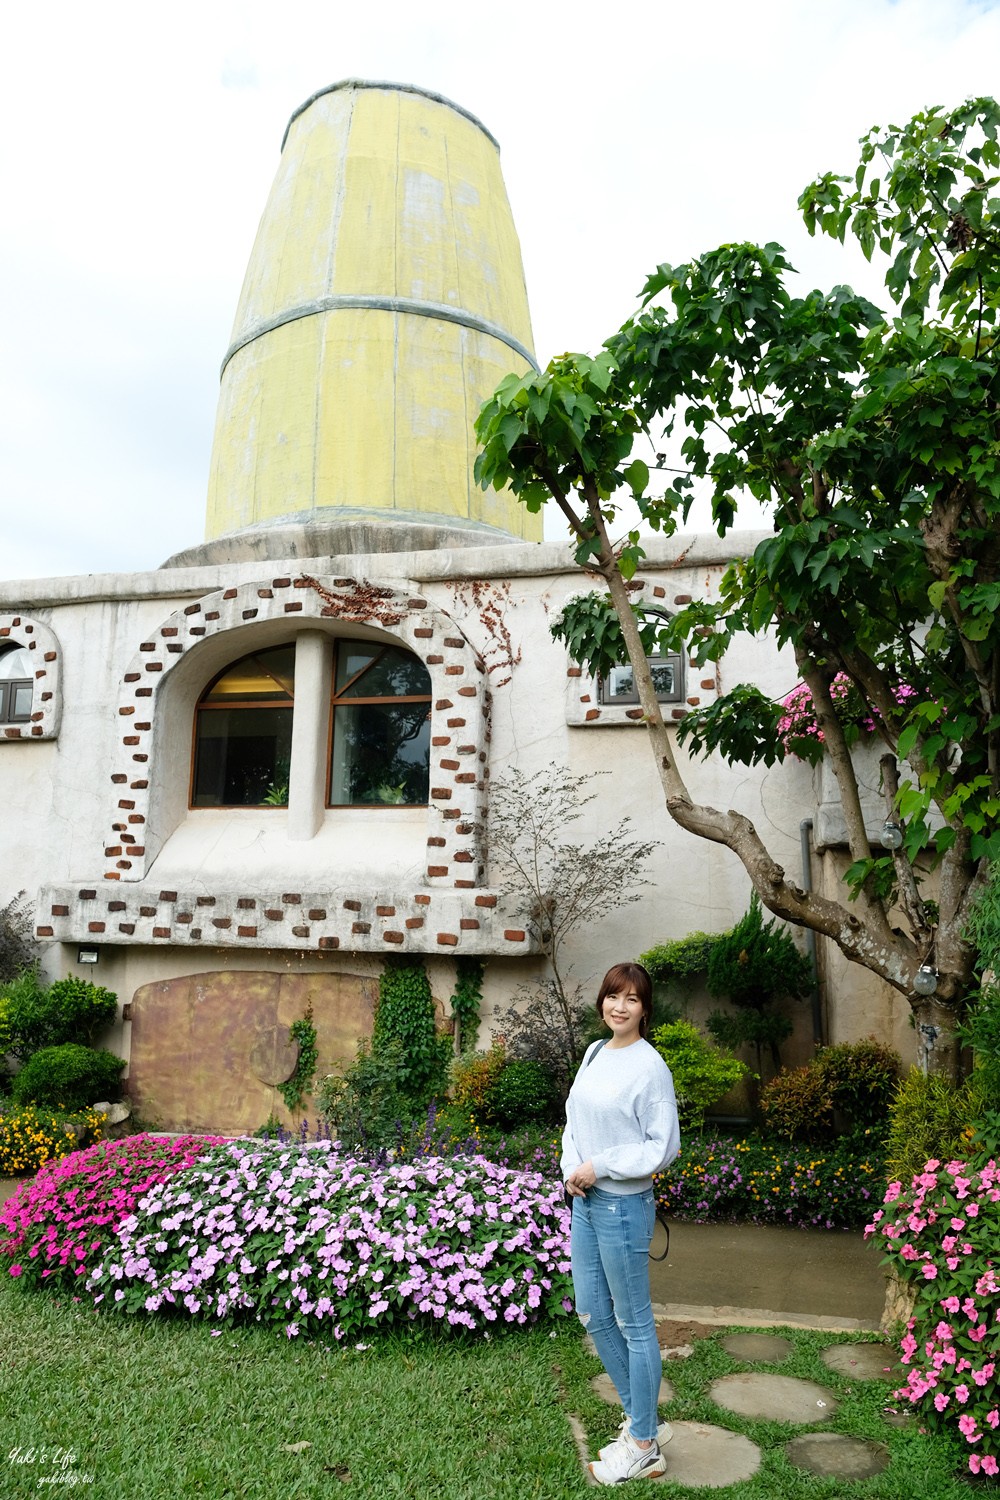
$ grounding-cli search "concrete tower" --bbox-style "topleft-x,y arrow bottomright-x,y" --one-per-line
201,80 -> 541,560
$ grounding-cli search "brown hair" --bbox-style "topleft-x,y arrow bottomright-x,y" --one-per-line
596,962 -> 654,1037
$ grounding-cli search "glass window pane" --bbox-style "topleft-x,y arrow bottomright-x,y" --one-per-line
606,665 -> 637,702
334,644 -> 381,693
0,647 -> 32,681
335,644 -> 431,699
11,683 -> 33,720
330,702 -> 430,805
192,706 -> 293,806
650,661 -> 676,697
203,646 -> 295,702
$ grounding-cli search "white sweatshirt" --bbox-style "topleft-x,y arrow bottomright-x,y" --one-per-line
561,1037 -> 681,1195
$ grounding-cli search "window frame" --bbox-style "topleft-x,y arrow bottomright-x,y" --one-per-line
597,610 -> 683,707
0,646 -> 33,725
326,640 -> 433,809
189,645 -> 297,810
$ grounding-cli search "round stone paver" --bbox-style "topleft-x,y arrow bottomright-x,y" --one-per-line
721,1333 -> 793,1363
785,1432 -> 890,1480
821,1342 -> 902,1381
710,1372 -> 838,1423
657,1422 -> 762,1488
591,1372 -> 674,1407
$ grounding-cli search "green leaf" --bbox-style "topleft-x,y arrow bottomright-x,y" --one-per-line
623,459 -> 650,498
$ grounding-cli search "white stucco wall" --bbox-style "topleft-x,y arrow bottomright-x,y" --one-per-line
0,528 -> 918,1081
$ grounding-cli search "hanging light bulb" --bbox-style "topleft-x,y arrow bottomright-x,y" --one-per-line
880,819 -> 903,850
913,964 -> 938,997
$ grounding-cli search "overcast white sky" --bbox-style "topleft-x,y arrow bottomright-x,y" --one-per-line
2,0 -> 999,581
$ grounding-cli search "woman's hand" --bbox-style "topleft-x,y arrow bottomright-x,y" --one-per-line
565,1160 -> 597,1196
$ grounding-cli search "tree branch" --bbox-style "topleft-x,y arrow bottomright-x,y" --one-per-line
879,752 -> 933,944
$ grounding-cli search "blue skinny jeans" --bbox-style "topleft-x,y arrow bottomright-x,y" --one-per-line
571,1186 -> 661,1442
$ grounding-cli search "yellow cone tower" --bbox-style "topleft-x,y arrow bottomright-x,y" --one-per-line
204,80 -> 541,552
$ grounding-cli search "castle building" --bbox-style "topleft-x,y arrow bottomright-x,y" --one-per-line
0,82 -> 910,1132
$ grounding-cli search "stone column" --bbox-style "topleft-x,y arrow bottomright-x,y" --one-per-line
287,631 -> 331,841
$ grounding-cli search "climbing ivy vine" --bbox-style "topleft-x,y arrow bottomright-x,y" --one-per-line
277,1002 -> 318,1113
449,958 -> 484,1054
373,958 -> 450,1101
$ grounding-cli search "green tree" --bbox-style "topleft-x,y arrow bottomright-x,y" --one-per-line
475,98 -> 1000,1079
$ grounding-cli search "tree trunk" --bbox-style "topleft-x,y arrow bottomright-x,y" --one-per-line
911,994 -> 962,1082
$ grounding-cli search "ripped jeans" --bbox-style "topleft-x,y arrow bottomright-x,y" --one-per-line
571,1187 -> 661,1442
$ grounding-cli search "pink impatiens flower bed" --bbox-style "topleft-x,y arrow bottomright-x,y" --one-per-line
0,1134 -> 225,1290
867,1157 -> 1000,1475
2,1135 -> 573,1342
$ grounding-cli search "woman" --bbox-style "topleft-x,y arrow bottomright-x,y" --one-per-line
561,961 -> 680,1486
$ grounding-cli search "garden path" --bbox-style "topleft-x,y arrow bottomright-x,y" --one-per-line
649,1219 -> 884,1330
587,1326 -> 903,1488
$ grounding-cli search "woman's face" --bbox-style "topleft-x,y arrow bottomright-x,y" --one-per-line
601,986 -> 645,1047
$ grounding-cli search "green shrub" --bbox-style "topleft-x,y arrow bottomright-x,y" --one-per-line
0,1103 -> 104,1174
1,968 -> 50,1058
317,1040 -> 426,1151
815,1038 -> 899,1130
706,1007 -> 793,1060
759,1039 -> 900,1145
481,1059 -> 558,1128
44,978 -> 118,1045
3,973 -> 118,1057
450,1043 -> 508,1116
884,1067 -> 981,1184
11,1044 -> 125,1111
0,891 -> 37,983
759,1065 -> 833,1144
640,933 -> 722,987
651,1020 -> 748,1129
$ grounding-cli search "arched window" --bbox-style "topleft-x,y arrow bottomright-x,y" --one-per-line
0,646 -> 33,724
598,610 -> 683,707
191,645 -> 295,807
329,641 -> 431,806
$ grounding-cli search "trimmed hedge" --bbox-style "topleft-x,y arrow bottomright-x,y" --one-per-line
11,1044 -> 125,1112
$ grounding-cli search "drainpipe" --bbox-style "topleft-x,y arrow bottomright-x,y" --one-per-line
799,818 -> 824,1047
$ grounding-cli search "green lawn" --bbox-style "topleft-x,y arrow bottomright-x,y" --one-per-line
0,1279 -> 988,1499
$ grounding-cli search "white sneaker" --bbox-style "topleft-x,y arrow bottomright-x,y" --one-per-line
598,1416 -> 673,1462
589,1432 -> 667,1485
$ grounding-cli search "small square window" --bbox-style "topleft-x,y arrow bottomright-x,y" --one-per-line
598,609 -> 682,707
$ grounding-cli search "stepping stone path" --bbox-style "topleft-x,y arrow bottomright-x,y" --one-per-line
583,1324 -> 904,1488
654,1423 -> 761,1488
785,1432 -> 890,1480
820,1341 -> 901,1381
710,1372 -> 838,1423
